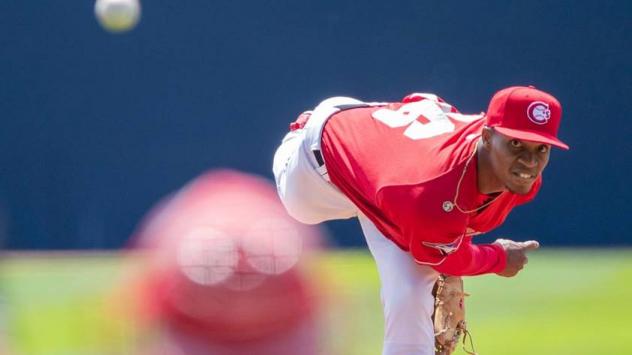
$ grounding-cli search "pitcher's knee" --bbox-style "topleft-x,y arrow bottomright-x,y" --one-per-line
279,198 -> 323,225
383,282 -> 434,321
287,208 -> 323,225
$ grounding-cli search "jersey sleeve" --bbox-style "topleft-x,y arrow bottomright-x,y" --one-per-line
430,236 -> 507,276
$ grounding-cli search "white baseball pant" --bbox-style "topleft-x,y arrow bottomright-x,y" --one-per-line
272,97 -> 439,355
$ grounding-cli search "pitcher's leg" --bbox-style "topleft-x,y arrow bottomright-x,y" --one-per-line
357,214 -> 439,355
272,130 -> 303,203
273,124 -> 356,224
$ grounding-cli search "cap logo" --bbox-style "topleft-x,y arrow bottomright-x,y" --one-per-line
527,101 -> 550,125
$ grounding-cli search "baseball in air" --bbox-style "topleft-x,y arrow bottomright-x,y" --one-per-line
94,0 -> 141,33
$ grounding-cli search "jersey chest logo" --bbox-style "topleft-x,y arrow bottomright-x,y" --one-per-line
422,236 -> 463,256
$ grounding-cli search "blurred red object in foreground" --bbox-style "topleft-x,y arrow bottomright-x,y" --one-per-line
130,169 -> 322,355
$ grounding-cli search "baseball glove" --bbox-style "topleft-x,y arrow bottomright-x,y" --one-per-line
432,275 -> 477,355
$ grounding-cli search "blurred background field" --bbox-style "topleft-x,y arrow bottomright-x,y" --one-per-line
2,248 -> 631,355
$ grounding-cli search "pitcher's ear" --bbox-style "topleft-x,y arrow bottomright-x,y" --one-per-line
481,126 -> 493,148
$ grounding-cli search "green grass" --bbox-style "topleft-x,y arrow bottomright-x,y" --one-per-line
0,254 -> 140,355
1,249 -> 631,355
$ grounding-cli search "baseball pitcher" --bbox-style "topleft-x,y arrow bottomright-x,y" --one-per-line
272,86 -> 568,355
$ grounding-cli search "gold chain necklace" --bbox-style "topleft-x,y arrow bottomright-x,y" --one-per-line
448,140 -> 501,214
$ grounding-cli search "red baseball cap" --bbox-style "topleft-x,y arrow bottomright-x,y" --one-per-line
485,86 -> 569,150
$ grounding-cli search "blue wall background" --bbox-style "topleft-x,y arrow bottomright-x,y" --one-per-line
0,1 -> 630,249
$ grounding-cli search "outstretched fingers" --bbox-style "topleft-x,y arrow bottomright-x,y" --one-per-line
520,240 -> 540,251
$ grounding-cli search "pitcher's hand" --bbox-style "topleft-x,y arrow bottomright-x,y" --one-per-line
494,239 -> 540,277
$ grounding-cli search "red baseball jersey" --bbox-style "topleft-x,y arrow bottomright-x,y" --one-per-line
320,94 -> 541,276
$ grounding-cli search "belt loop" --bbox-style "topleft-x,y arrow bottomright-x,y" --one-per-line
312,149 -> 325,167
313,149 -> 330,182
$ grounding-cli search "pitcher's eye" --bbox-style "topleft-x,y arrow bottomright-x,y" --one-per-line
510,139 -> 522,148
538,145 -> 549,154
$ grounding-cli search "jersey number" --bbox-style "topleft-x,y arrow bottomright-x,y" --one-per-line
372,100 -> 477,140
